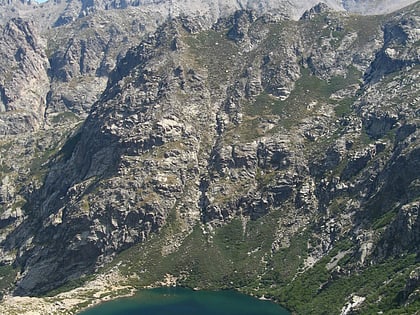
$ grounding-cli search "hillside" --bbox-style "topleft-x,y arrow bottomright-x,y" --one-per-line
0,1 -> 419,314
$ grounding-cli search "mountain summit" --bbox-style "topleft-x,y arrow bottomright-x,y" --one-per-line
1,0 -> 419,27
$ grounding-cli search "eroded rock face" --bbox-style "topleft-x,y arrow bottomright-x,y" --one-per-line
0,2 -> 418,313
7,22 -> 219,294
0,18 -> 49,134
376,202 -> 420,259
0,0 -> 416,133
2,3 -> 418,297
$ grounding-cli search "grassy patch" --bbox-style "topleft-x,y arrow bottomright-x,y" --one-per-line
0,264 -> 18,296
372,208 -> 398,230
262,229 -> 311,287
255,168 -> 277,189
245,66 -> 361,130
184,30 -> 240,90
43,274 -> 95,297
273,252 -> 417,315
328,196 -> 349,215
346,15 -> 385,46
29,146 -> 60,183
103,210 -> 281,291
333,97 -> 354,117
224,116 -> 272,143
50,111 -> 80,124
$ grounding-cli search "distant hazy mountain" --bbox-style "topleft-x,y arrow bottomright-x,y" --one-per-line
1,0 -> 419,27
342,0 -> 420,14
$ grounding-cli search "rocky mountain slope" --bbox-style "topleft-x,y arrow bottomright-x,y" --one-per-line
0,0 -> 418,134
0,17 -> 49,134
0,0 -> 419,314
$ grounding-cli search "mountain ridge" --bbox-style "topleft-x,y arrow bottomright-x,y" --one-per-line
0,1 -> 419,314
0,0 -> 418,136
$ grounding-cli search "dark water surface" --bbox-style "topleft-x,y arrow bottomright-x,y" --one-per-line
79,287 -> 291,315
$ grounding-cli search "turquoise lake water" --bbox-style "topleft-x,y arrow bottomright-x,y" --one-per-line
78,287 -> 291,315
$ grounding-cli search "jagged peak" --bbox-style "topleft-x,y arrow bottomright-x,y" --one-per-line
300,2 -> 333,20
0,0 -> 33,5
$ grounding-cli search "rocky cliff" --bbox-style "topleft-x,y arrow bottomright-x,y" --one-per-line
0,18 -> 49,134
0,0 -> 418,134
0,1 -> 419,314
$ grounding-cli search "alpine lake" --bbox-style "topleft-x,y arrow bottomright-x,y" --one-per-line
78,287 -> 291,315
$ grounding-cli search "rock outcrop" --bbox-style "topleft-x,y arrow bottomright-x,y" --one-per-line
0,18 -> 49,134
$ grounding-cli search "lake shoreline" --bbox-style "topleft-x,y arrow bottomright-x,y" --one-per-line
0,268 -> 291,315
78,286 -> 291,315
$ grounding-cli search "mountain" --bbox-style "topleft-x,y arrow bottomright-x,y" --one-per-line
1,0 -> 418,27
342,0 -> 420,14
0,0 -> 418,135
0,0 -> 419,314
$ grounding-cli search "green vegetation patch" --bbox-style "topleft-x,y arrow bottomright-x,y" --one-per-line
372,208 -> 399,230
29,145 -> 60,183
50,111 -> 80,125
223,116 -> 273,143
44,274 -> 95,297
334,97 -> 355,117
270,251 -> 417,315
245,66 -> 361,129
0,264 -> 18,297
346,15 -> 385,46
261,228 -> 311,289
103,209 -> 281,291
185,30 -> 241,90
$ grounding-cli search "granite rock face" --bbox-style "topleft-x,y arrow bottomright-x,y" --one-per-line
0,18 -> 49,134
0,0 -> 419,313
0,0 -> 417,134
